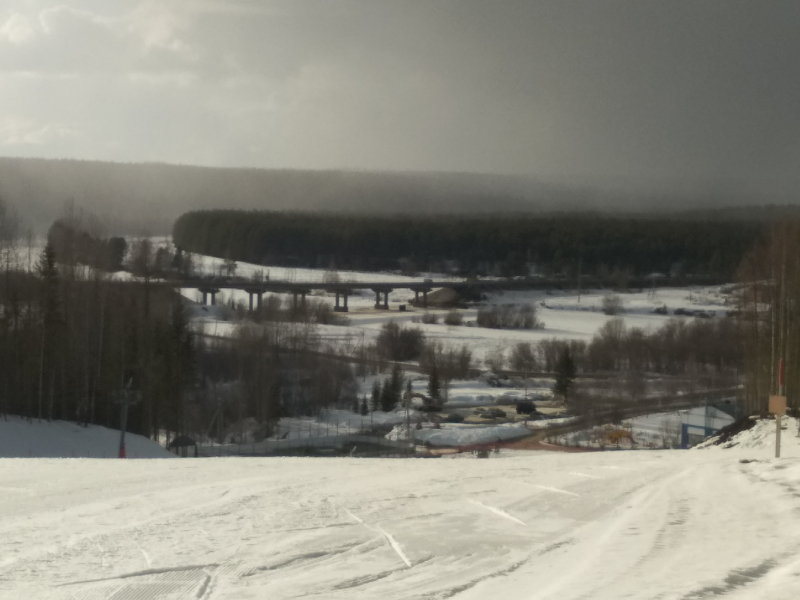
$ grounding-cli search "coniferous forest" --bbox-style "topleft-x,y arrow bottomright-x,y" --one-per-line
173,210 -> 762,279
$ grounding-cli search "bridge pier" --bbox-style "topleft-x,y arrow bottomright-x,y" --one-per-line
373,290 -> 390,309
199,287 -> 221,306
292,291 -> 308,311
334,292 -> 349,313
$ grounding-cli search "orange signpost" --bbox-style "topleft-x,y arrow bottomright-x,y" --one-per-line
769,395 -> 787,416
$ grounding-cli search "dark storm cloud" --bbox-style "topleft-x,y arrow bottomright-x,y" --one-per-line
1,0 -> 798,195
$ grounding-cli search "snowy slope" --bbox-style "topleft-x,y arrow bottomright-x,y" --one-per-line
698,416 -> 800,453
0,416 -> 173,458
2,445 -> 800,599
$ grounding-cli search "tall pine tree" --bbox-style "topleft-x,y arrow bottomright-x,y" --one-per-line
553,346 -> 576,401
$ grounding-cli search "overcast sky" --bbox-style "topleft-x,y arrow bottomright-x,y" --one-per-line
1,0 -> 799,195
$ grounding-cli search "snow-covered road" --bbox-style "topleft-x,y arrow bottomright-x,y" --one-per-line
2,446 -> 800,599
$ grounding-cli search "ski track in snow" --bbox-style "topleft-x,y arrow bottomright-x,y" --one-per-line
2,437 -> 800,599
375,526 -> 412,568
568,471 -> 600,479
469,499 -> 527,526
518,482 -> 581,497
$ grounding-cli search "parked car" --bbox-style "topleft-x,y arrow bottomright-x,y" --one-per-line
516,400 -> 536,414
481,408 -> 507,419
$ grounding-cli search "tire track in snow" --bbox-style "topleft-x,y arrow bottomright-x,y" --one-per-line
528,466 -> 693,600
58,563 -> 220,586
469,499 -> 527,526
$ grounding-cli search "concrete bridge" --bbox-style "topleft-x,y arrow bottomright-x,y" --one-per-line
174,273 -> 728,312
186,278 -> 456,311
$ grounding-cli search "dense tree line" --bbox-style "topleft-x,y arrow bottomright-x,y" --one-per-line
737,220 -> 800,416
173,210 -> 761,279
0,199 -> 360,446
0,245 -> 195,440
505,316 -> 741,377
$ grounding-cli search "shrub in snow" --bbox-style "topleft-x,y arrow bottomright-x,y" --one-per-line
601,293 -> 624,315
444,309 -> 463,326
476,304 -> 543,329
375,321 -> 425,361
421,312 -> 439,324
510,342 -> 537,372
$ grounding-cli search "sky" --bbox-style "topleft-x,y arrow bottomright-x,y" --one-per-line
1,0 -> 799,195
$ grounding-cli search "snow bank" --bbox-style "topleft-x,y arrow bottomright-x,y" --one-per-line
528,416 -> 577,429
267,409 -> 416,441
0,416 -> 173,458
387,422 -> 530,446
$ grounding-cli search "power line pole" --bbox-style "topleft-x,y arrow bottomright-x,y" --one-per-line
117,379 -> 139,459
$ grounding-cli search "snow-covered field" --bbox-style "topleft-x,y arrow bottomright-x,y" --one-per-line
2,421 -> 800,599
179,248 -> 736,367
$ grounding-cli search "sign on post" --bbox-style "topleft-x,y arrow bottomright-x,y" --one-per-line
770,394 -> 787,459
769,395 -> 787,416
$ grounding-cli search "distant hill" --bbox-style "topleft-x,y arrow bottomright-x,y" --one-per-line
0,157 -> 570,233
0,156 -> 796,234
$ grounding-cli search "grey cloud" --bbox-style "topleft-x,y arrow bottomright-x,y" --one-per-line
1,0 -> 799,198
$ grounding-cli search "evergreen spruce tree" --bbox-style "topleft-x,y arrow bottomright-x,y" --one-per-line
360,396 -> 369,416
427,362 -> 441,401
389,364 -> 403,403
36,242 -> 61,421
553,346 -> 577,400
371,379 -> 380,412
380,377 -> 397,412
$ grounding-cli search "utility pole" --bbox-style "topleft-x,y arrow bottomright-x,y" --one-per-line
406,390 -> 411,456
770,360 -> 787,458
577,258 -> 582,304
117,379 -> 139,459
778,359 -> 785,458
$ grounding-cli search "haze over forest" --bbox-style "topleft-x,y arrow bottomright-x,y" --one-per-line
2,157 -> 799,234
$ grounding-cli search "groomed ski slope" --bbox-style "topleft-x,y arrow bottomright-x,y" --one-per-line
2,422 -> 799,599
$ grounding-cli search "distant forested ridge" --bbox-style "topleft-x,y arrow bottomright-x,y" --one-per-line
0,157 -> 589,234
3,157 -> 798,236
173,210 -> 763,279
